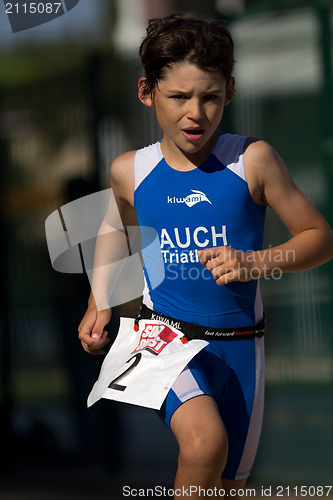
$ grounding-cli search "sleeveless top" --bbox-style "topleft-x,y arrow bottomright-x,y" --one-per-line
134,133 -> 266,329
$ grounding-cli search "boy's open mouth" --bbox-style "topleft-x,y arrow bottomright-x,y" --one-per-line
183,129 -> 204,135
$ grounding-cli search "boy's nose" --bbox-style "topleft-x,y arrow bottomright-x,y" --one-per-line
187,99 -> 204,120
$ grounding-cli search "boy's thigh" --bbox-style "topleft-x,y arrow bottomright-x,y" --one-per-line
156,350 -> 230,428
169,394 -> 227,446
156,347 -> 263,480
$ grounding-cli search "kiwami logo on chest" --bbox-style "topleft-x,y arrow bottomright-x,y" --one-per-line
167,190 -> 212,207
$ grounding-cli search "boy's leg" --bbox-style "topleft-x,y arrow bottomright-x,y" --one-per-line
170,395 -> 228,498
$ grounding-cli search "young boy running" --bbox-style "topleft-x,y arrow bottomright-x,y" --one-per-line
78,13 -> 333,498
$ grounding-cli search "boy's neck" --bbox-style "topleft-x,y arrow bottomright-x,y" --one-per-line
160,131 -> 220,171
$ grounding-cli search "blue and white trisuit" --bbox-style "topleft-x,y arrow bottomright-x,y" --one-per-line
133,132 -> 266,480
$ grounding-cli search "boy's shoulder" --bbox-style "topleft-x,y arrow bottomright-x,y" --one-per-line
244,137 -> 277,162
243,137 -> 294,206
112,141 -> 161,166
110,150 -> 136,182
112,150 -> 137,168
243,137 -> 285,179
110,150 -> 137,203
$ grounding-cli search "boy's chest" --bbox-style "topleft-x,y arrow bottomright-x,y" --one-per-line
135,166 -> 251,231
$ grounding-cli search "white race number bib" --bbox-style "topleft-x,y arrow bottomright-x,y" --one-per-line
88,317 -> 207,410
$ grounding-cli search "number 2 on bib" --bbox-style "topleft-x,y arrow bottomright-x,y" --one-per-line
108,353 -> 142,392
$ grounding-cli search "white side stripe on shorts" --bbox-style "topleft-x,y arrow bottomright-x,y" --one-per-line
172,365 -> 204,403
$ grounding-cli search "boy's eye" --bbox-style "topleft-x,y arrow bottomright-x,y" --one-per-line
169,94 -> 220,102
171,95 -> 187,100
204,94 -> 218,101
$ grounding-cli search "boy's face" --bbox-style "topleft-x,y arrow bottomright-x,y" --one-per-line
139,62 -> 234,162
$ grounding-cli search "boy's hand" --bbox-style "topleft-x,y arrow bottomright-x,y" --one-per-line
198,246 -> 256,285
78,306 -> 111,355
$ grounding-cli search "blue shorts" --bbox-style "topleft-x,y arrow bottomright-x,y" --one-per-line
156,337 -> 265,481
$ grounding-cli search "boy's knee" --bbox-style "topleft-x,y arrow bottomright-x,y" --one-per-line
179,425 -> 228,470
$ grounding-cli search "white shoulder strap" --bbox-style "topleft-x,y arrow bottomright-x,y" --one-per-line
134,142 -> 163,190
214,133 -> 247,181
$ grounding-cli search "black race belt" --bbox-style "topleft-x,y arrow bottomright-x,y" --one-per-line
136,304 -> 265,341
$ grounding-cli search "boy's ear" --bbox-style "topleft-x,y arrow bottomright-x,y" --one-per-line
138,78 -> 154,107
224,77 -> 236,106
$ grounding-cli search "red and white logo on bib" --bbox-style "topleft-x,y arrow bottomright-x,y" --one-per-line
133,323 -> 178,355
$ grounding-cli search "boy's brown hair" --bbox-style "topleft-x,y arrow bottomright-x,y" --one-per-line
139,13 -> 235,97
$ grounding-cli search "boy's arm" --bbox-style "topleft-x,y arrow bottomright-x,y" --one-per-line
78,151 -> 137,355
199,139 -> 333,285
248,140 -> 333,273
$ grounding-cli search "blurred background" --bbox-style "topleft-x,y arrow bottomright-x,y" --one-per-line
0,0 -> 332,498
